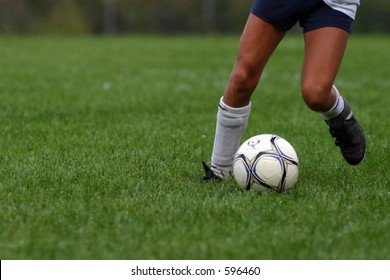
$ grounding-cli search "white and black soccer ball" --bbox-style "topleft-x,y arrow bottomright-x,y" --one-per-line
233,134 -> 299,193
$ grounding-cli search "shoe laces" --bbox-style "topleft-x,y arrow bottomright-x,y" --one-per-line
329,127 -> 346,147
329,123 -> 355,147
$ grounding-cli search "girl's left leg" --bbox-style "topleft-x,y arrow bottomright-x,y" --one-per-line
301,26 -> 349,111
301,27 -> 366,165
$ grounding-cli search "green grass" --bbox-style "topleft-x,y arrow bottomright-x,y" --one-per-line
0,35 -> 389,260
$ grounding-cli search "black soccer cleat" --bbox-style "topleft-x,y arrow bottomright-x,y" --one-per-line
202,161 -> 222,181
325,97 -> 366,165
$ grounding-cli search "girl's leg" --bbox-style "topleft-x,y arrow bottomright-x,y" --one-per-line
224,14 -> 286,107
301,27 -> 365,165
301,27 -> 349,111
205,14 -> 286,179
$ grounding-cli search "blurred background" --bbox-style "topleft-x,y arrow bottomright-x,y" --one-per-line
0,0 -> 389,35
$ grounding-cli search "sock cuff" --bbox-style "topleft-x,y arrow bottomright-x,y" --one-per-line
328,85 -> 341,111
320,85 -> 345,120
218,97 -> 251,117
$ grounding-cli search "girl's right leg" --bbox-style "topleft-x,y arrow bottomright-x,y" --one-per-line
223,14 -> 286,108
204,14 -> 286,180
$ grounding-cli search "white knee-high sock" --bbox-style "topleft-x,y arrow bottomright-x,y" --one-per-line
320,85 -> 345,120
211,97 -> 251,179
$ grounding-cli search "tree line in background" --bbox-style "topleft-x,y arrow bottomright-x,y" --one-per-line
0,0 -> 389,34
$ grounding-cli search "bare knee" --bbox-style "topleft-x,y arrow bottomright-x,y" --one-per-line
231,66 -> 259,95
301,82 -> 334,112
225,64 -> 260,107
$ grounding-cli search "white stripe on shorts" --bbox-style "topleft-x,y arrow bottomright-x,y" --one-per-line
322,0 -> 360,19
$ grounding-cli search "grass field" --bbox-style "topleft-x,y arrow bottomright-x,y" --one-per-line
0,35 -> 389,260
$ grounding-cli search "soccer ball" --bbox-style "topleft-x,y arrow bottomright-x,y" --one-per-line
233,134 -> 299,193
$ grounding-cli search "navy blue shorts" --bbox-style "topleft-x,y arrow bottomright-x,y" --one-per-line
251,0 -> 354,33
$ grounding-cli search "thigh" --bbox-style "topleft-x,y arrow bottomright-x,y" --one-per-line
223,13 -> 286,106
237,13 -> 286,71
301,27 -> 350,91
